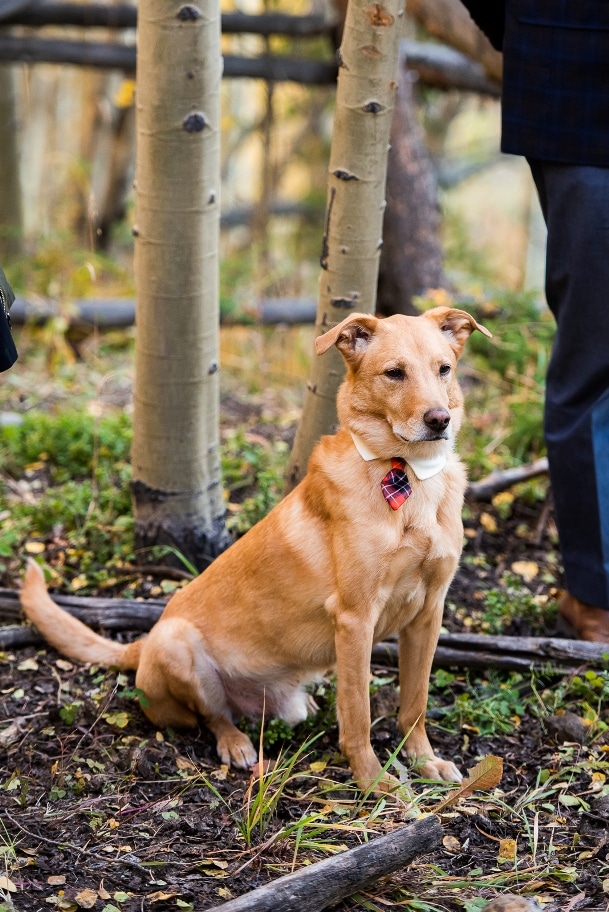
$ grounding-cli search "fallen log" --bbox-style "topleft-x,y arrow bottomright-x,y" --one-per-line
1,588 -> 606,668
0,587 -> 165,632
9,295 -> 319,330
372,632 -> 609,672
207,815 -> 441,912
2,5 -> 331,37
466,458 -> 549,501
401,39 -> 500,97
0,36 -> 338,83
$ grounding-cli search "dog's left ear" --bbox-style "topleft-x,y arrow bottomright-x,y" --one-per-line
423,306 -> 492,358
315,313 -> 379,364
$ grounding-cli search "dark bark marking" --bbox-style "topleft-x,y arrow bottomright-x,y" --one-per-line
177,5 -> 201,21
182,112 -> 207,132
333,169 -> 359,181
319,186 -> 336,270
330,293 -> 359,309
363,100 -> 383,114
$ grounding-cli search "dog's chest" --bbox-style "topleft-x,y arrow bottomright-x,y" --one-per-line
374,476 -> 463,595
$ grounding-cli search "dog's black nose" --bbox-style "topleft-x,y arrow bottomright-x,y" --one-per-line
423,407 -> 450,432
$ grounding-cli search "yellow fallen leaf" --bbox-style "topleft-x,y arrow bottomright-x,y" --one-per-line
176,756 -> 198,773
309,760 -> 327,772
211,764 -> 229,781
511,560 -> 539,583
17,657 -> 39,672
48,875 -> 67,886
74,888 -> 98,909
498,837 -> 517,861
479,512 -> 497,534
56,659 -> 74,672
147,892 -> 179,903
442,835 -> 461,853
70,576 -> 89,592
57,900 -> 77,912
0,875 -> 17,892
24,541 -> 45,554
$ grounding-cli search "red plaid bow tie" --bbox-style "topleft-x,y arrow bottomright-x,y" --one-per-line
380,458 -> 412,510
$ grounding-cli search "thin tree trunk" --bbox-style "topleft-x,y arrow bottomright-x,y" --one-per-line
377,56 -> 449,316
286,0 -> 405,489
131,0 -> 231,570
0,64 -> 23,258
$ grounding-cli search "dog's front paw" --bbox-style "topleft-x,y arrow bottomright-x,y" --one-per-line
416,757 -> 462,783
216,731 -> 258,770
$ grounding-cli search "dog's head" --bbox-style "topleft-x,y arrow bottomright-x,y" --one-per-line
316,307 -> 491,458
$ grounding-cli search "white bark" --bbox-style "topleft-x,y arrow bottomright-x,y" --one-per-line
132,0 -> 230,568
286,0 -> 405,488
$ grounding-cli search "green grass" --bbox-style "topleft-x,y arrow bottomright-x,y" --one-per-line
0,408 -> 291,585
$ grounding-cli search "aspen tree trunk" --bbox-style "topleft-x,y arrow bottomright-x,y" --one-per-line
0,65 -> 23,259
286,0 -> 405,489
376,57 -> 448,316
131,0 -> 231,569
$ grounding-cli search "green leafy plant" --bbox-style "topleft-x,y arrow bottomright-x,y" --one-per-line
430,671 -> 527,737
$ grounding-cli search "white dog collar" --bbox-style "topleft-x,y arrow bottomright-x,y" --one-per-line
350,431 -> 446,481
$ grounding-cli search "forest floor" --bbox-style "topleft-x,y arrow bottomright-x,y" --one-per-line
1,327 -> 608,912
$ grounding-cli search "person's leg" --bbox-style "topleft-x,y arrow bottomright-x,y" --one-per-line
528,160 -> 609,638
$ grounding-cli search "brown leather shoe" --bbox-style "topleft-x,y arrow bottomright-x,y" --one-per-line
559,592 -> 609,643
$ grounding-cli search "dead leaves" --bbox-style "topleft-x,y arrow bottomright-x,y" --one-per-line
434,755 -> 504,812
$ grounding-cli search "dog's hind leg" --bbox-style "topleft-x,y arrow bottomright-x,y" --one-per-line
277,685 -> 318,727
134,617 -> 258,769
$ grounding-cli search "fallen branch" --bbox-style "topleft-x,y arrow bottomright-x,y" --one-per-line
208,815 -> 441,912
2,5 -> 331,37
371,631 -> 609,671
1,588 -> 605,669
0,589 -> 165,645
466,458 -> 549,501
401,39 -> 500,97
9,295 -> 319,330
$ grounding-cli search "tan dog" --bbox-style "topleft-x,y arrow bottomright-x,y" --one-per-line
20,306 -> 490,792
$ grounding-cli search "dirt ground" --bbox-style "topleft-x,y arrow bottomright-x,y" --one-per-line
1,391 -> 608,912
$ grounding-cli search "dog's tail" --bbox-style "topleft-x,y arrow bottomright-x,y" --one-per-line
20,558 -> 142,671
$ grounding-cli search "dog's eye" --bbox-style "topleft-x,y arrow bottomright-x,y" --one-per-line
439,364 -> 451,377
384,367 -> 405,381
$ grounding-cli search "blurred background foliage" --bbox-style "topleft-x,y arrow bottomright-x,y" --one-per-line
0,0 -> 554,587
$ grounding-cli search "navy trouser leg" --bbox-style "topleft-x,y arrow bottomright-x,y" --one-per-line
529,160 -> 609,609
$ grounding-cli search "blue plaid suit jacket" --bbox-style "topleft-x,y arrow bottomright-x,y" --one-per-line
460,1 -> 609,166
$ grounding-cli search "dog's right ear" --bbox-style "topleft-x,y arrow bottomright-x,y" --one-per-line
315,313 -> 379,364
